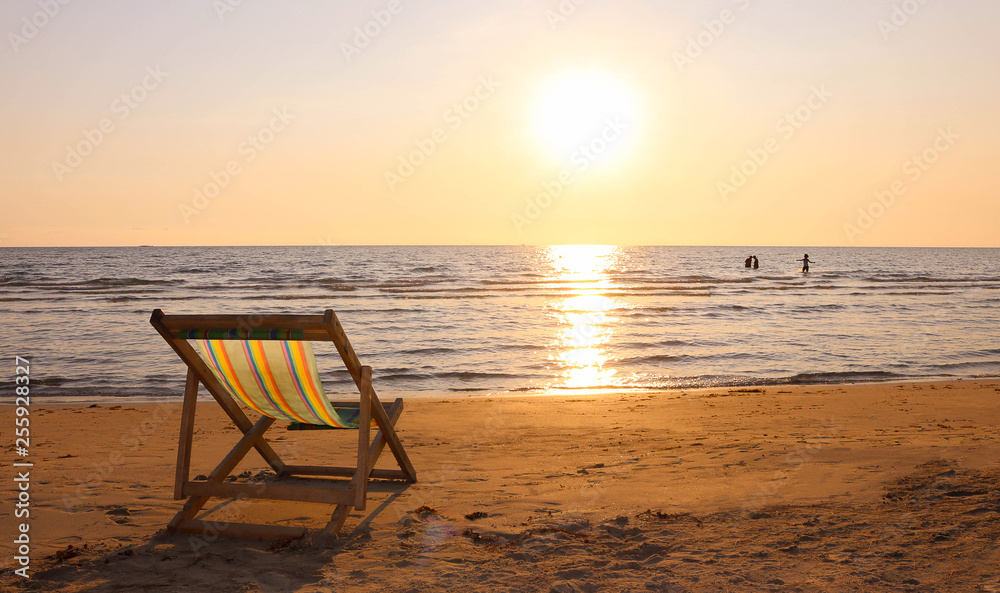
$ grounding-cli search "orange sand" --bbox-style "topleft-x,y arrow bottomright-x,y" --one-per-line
2,379 -> 999,592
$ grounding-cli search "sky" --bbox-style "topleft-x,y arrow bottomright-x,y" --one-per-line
1,0 -> 998,247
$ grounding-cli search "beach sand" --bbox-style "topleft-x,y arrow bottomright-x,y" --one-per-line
2,379 -> 1000,592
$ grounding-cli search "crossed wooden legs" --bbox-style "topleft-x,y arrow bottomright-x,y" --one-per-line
168,368 -> 415,540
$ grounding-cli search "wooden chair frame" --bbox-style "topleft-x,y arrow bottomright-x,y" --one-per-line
150,309 -> 417,540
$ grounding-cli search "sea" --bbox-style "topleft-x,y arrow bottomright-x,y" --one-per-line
1,245 -> 998,401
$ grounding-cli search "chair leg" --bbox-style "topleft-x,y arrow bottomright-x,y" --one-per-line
175,369 -> 199,500
352,367 -> 373,510
168,416 -> 275,532
323,504 -> 352,535
370,393 -> 417,481
363,398 -> 404,478
167,496 -> 212,532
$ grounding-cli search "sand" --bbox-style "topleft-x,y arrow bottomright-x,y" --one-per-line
2,379 -> 1000,592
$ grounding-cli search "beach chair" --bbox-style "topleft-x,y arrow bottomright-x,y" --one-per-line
149,309 -> 417,540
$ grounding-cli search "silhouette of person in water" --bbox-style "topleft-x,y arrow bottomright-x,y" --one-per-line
752,255 -> 759,269
745,256 -> 752,268
799,253 -> 813,273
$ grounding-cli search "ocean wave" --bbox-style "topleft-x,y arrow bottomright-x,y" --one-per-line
617,354 -> 686,365
243,295 -> 342,300
173,267 -> 213,274
376,373 -> 428,381
386,294 -> 488,300
924,361 -> 1000,372
5,278 -> 178,289
866,275 -> 1000,283
618,307 -> 676,315
345,307 -> 424,314
83,277 -> 177,286
491,344 -> 545,352
626,276 -> 753,285
432,371 -> 530,380
398,347 -> 456,355
785,371 -> 904,384
617,340 -> 690,349
380,287 -> 492,294
373,370 -> 529,382
373,279 -> 453,288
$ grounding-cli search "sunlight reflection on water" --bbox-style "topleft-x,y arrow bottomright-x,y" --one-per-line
546,245 -> 623,390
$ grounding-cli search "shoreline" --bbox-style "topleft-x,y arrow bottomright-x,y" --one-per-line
2,378 -> 999,591
8,376 -> 998,405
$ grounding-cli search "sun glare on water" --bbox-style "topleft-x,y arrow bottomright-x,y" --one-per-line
533,71 -> 638,164
546,245 -> 622,390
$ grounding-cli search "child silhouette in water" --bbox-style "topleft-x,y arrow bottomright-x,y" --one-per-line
799,254 -> 813,273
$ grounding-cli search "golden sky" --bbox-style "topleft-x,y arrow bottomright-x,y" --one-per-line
1,0 -> 998,247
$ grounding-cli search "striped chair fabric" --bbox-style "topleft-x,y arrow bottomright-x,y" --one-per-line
195,339 -> 360,428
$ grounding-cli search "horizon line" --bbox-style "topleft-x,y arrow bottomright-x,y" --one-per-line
2,244 -> 998,249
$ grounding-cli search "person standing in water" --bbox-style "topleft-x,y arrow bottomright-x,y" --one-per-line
745,256 -> 752,268
752,255 -> 759,269
798,253 -> 813,273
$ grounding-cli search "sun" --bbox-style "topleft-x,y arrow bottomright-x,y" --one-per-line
532,70 -> 638,162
